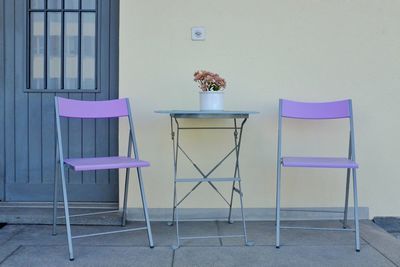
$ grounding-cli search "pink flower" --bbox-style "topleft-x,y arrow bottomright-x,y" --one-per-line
193,70 -> 226,91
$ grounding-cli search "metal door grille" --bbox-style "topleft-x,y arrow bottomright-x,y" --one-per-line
27,0 -> 98,92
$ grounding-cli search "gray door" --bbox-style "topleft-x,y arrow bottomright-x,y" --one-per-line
0,0 -> 119,202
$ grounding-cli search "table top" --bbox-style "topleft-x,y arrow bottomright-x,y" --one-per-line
155,110 -> 259,118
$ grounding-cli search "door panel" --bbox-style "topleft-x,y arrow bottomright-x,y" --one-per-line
1,0 -> 119,202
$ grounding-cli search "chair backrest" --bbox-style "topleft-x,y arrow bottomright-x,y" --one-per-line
280,99 -> 351,120
277,98 -> 356,161
56,97 -> 129,118
55,96 -> 140,161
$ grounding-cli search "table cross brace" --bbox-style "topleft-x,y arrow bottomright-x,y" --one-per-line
175,143 -> 239,206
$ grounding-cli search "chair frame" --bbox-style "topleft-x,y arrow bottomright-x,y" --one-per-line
275,99 -> 360,252
53,97 -> 154,260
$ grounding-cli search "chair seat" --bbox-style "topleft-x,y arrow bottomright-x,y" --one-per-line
282,157 -> 358,169
64,156 -> 150,171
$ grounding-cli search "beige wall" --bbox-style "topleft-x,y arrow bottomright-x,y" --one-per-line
119,0 -> 400,219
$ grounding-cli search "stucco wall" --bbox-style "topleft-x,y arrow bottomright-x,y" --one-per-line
119,0 -> 400,219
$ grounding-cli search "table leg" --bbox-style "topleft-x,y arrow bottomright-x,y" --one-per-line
233,118 -> 253,245
169,116 -> 179,226
168,115 -> 253,247
228,119 -> 240,223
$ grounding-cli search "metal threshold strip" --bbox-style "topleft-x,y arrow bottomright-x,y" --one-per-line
0,202 -> 121,225
0,202 -> 118,209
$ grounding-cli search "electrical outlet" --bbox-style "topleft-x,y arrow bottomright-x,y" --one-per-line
191,27 -> 205,41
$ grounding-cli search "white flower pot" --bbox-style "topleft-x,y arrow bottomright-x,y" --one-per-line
199,91 -> 224,111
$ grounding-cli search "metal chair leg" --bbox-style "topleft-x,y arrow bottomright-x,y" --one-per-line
52,160 -> 60,236
352,168 -> 360,252
276,164 -> 282,248
121,168 -> 130,227
60,165 -> 74,261
136,168 -> 154,248
343,169 -> 350,228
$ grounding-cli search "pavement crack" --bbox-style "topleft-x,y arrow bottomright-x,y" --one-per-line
361,237 -> 399,267
0,245 -> 23,265
0,225 -> 26,246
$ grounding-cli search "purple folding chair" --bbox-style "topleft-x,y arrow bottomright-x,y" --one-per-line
53,97 -> 154,260
275,99 -> 360,252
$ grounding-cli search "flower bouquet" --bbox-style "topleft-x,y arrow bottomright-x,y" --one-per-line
193,70 -> 226,110
193,70 -> 226,91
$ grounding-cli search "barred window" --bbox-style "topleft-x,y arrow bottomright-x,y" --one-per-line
27,0 -> 97,91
